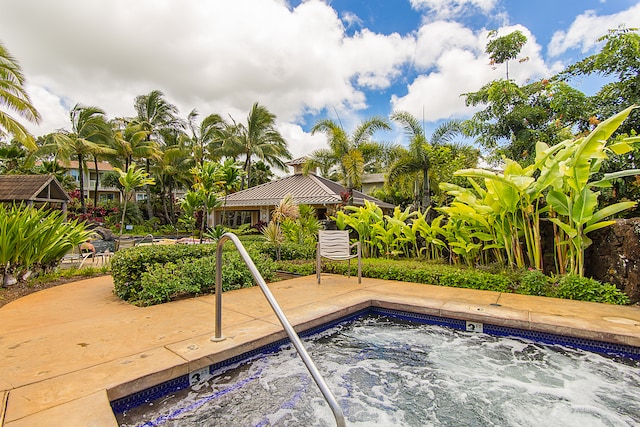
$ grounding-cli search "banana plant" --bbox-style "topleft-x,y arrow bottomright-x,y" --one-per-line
441,106 -> 638,276
412,210 -> 447,260
385,206 -> 417,257
543,106 -> 639,275
335,200 -> 383,257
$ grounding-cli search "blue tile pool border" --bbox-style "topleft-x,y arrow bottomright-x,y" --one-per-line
110,306 -> 640,414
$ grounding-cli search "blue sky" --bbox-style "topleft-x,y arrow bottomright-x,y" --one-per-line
1,0 -> 639,160
313,0 -> 640,133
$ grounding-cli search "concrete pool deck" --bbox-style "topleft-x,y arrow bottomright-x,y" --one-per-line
1,274 -> 640,426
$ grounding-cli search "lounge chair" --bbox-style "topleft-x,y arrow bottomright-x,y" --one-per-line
316,230 -> 361,284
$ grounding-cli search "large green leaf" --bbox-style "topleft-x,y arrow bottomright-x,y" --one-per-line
571,188 -> 599,226
591,169 -> 640,187
548,218 -> 577,238
586,201 -> 637,227
569,106 -> 635,191
583,220 -> 617,234
546,190 -> 570,216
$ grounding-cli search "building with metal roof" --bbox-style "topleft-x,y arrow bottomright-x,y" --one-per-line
212,160 -> 394,226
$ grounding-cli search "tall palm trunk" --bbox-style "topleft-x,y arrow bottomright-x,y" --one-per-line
161,179 -> 170,225
422,167 -> 431,214
93,156 -> 100,206
168,182 -> 176,225
145,158 -> 153,219
77,154 -> 87,214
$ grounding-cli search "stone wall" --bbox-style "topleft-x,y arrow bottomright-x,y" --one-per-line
585,218 -> 640,303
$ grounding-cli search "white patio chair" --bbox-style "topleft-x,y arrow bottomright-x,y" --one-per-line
316,230 -> 361,284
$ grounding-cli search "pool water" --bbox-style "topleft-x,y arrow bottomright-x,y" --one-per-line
117,315 -> 640,427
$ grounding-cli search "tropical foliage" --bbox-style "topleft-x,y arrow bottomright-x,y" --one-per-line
114,164 -> 155,244
0,204 -> 91,285
0,42 -> 40,151
388,111 -> 478,211
307,116 -> 392,191
443,106 -> 638,276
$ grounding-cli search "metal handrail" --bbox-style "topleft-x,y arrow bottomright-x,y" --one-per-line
213,232 -> 346,427
136,233 -> 155,246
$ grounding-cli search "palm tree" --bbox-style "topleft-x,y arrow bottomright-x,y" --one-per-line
131,90 -> 183,219
190,161 -> 222,241
217,158 -> 244,226
42,104 -> 112,214
307,116 -> 391,192
36,159 -> 76,191
0,42 -> 41,151
225,103 -> 291,189
389,111 -> 463,212
187,109 -> 228,165
153,128 -> 194,225
108,118 -> 155,172
249,160 -> 275,187
0,140 -> 33,173
114,164 -> 155,245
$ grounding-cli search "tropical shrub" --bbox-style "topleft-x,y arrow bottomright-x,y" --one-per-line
335,200 -> 382,257
0,204 -> 91,284
111,242 -> 276,304
135,251 -> 276,306
276,258 -> 511,292
262,241 -> 315,261
515,269 -> 550,296
550,275 -> 629,305
440,106 -> 639,276
274,259 -> 629,304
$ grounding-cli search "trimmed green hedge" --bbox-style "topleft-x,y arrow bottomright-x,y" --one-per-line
275,259 -> 510,292
261,241 -> 316,261
111,243 -> 276,305
275,259 -> 630,305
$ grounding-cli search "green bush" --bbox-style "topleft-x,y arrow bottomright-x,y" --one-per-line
261,241 -> 315,261
276,258 -> 511,292
550,275 -> 629,305
274,260 -> 317,276
274,259 -> 630,305
137,261 -> 204,305
134,251 -> 277,306
111,243 -> 276,304
515,269 -> 549,296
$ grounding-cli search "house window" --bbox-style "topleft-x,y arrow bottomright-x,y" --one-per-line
70,170 -> 79,182
136,193 -> 147,201
99,194 -> 115,202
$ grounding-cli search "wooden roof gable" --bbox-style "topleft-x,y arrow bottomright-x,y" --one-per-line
0,175 -> 70,203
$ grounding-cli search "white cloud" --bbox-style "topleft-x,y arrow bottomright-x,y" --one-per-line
343,30 -> 415,89
392,24 -> 549,122
0,0 -> 412,156
410,0 -> 498,19
413,21 -> 479,69
277,122 -> 327,162
341,11 -> 363,30
548,3 -> 640,57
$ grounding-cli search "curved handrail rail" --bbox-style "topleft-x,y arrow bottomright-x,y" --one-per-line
136,233 -> 155,246
213,232 -> 346,427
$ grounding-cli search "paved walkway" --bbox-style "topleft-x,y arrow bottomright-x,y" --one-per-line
1,274 -> 640,426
